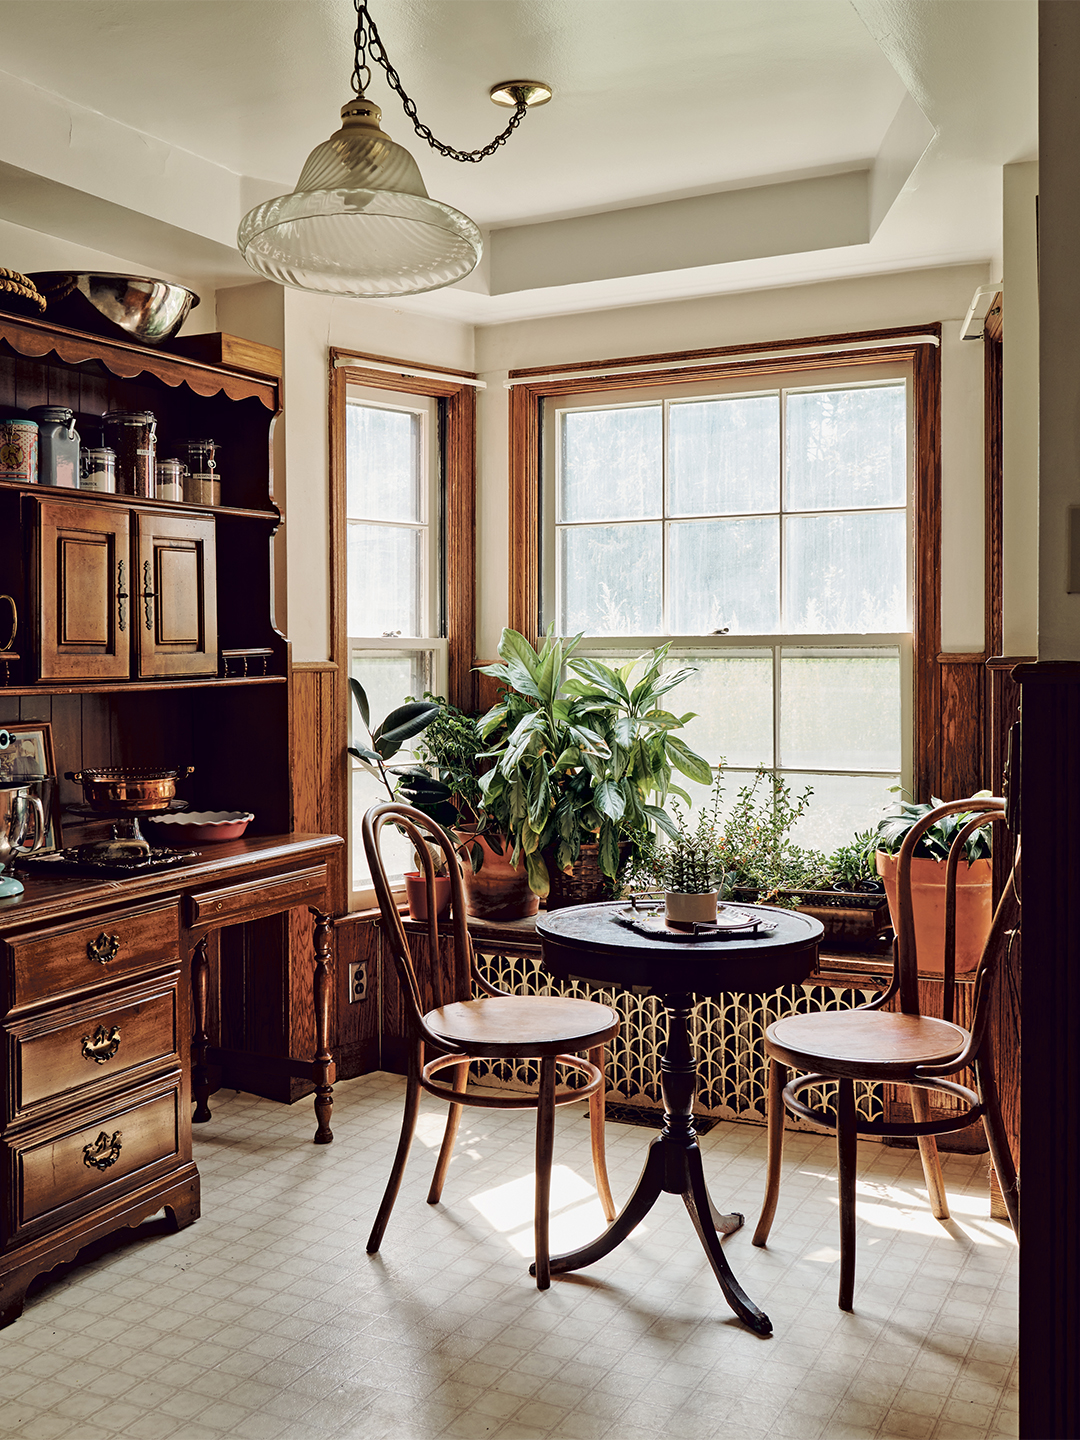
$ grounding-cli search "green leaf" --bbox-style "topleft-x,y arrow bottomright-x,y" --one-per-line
525,848 -> 550,897
566,657 -> 630,705
599,823 -> 620,879
348,743 -> 382,765
643,803 -> 680,840
498,628 -> 544,684
594,780 -> 626,823
373,701 -> 441,753
348,677 -> 370,730
665,736 -> 713,785
503,658 -> 543,701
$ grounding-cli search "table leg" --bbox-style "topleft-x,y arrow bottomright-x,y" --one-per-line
191,936 -> 212,1124
310,908 -> 335,1145
532,992 -> 771,1336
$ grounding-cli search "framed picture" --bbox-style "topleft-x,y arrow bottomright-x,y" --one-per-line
0,723 -> 62,851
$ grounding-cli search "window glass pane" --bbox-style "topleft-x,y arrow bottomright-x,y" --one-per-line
348,523 -> 421,636
558,523 -> 662,635
784,510 -> 906,633
559,407 -> 662,522
668,518 -> 780,634
780,650 -> 901,771
666,653 -> 773,769
346,403 -> 422,522
782,771 -> 899,854
669,395 -> 779,516
350,651 -> 434,892
785,385 -> 906,511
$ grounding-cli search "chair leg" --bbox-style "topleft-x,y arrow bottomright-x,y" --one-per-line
534,1054 -> 557,1290
910,1086 -> 950,1220
753,1057 -> 788,1247
587,1044 -> 616,1223
837,1077 -> 858,1311
976,1052 -> 1019,1234
367,1063 -> 422,1253
428,1060 -> 469,1205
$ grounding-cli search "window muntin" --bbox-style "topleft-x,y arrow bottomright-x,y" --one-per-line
543,363 -> 912,851
345,384 -> 445,902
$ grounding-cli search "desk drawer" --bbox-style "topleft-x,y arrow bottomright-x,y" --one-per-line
8,1077 -> 181,1240
6,903 -> 180,1010
185,864 -> 327,928
9,978 -> 179,1122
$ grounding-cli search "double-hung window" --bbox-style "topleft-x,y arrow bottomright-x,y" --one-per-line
540,360 -> 914,851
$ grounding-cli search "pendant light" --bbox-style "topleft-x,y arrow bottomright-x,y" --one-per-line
238,1 -> 550,298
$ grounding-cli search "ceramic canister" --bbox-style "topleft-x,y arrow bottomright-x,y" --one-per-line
0,419 -> 38,482
28,406 -> 80,487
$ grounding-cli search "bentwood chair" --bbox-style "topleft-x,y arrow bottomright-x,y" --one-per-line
362,803 -> 619,1289
752,797 -> 1019,1310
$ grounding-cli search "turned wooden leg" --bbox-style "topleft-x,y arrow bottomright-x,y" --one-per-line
911,1086 -> 949,1220
837,1077 -> 858,1311
191,936 -> 212,1123
977,1045 -> 1019,1234
310,908 -> 335,1145
428,1060 -> 468,1204
534,1055 -> 557,1291
368,1056 -> 421,1253
753,1057 -> 788,1247
588,1044 -> 616,1223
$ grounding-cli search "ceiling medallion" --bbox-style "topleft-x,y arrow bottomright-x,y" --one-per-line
237,1 -> 550,298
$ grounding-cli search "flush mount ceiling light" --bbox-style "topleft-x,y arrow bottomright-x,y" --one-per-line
237,0 -> 550,298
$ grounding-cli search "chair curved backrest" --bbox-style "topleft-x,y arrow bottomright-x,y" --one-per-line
892,796 -> 1007,1019
362,802 -> 476,1049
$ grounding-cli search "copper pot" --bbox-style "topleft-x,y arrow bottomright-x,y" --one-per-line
65,766 -> 194,814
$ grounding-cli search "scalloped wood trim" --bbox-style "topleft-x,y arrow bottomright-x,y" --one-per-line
0,313 -> 277,410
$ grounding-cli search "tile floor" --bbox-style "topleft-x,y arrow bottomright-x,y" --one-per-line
3,1073 -> 1018,1440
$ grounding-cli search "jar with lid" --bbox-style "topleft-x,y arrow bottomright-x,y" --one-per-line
155,458 -> 184,502
180,438 -> 221,506
0,418 -> 38,483
27,406 -> 80,487
103,410 -> 156,497
80,446 -> 117,493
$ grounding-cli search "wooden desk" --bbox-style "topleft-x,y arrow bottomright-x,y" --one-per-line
0,831 -> 341,1326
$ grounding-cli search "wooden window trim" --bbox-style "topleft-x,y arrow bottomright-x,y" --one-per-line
507,323 -> 942,801
329,349 -> 477,711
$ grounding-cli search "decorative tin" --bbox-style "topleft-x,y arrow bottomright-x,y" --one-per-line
0,419 -> 38,483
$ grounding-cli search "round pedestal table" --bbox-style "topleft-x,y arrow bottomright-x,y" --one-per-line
535,900 -> 823,1336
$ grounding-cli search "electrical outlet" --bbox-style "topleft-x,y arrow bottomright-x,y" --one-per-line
348,961 -> 367,1004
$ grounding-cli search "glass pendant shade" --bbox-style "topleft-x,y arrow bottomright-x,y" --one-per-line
238,96 -> 482,297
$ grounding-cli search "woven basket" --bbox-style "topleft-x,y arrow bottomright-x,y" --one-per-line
543,842 -> 629,910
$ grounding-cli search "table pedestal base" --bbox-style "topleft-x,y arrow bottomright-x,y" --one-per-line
530,993 -> 772,1336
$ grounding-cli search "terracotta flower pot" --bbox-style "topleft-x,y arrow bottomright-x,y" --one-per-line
875,850 -> 993,974
404,871 -> 452,921
664,890 -> 718,930
459,833 -> 538,921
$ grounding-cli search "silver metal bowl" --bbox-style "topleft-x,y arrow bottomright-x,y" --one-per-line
27,273 -> 200,345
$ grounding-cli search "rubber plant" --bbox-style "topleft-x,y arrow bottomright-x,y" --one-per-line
476,627 -> 712,898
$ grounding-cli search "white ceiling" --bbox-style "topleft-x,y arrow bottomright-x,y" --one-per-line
0,0 -> 1038,323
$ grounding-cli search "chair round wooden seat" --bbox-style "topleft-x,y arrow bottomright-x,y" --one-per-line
426,995 -> 618,1057
766,1009 -> 967,1080
752,797 -> 1020,1311
362,803 -> 621,1290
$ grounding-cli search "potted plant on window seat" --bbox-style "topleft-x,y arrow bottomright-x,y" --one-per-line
476,627 -> 713,907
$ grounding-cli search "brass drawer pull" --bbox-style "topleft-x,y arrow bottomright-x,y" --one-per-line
143,559 -> 155,632
81,1025 -> 121,1065
87,932 -> 121,965
82,1130 -> 122,1171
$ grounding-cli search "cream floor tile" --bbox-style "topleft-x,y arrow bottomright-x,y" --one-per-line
3,1074 -> 1017,1440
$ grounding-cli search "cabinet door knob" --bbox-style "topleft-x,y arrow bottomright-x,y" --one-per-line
87,932 -> 121,965
81,1024 -> 121,1064
117,558 -> 128,634
143,560 -> 156,631
0,594 -> 16,652
83,1130 -> 123,1171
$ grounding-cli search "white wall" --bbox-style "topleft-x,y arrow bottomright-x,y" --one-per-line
474,263 -> 991,660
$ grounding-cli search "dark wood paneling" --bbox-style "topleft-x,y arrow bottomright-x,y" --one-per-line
334,914 -> 380,1079
1016,663 -> 1080,1439
938,659 -> 985,800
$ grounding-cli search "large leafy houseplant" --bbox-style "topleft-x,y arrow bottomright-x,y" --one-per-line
476,628 -> 712,898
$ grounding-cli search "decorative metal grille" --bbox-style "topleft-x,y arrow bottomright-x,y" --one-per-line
474,949 -> 883,1127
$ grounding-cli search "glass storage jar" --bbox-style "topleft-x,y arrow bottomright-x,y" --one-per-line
180,438 -> 221,506
103,410 -> 156,497
155,458 -> 184,502
79,446 -> 117,492
27,406 -> 79,487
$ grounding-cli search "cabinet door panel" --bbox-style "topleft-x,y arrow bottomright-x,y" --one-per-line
36,500 -> 129,681
135,512 -> 217,678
